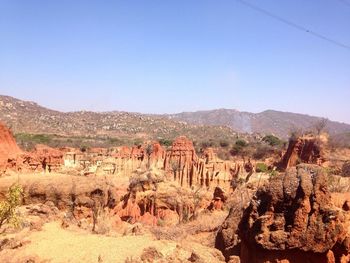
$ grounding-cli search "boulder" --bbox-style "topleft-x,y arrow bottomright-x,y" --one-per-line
231,164 -> 349,263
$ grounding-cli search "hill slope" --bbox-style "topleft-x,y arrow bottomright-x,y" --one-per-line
167,109 -> 350,138
0,96 -> 237,144
1,95 -> 349,140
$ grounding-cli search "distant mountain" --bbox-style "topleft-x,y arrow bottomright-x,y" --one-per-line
166,109 -> 350,138
0,95 -> 237,143
0,95 -> 349,140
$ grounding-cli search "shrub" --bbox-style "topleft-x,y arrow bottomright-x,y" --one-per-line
219,140 -> 229,148
230,139 -> 248,156
262,135 -> 282,147
107,137 -> 124,146
133,138 -> 143,146
0,184 -> 23,230
200,140 -> 216,149
229,145 -> 241,156
235,139 -> 247,147
80,145 -> 89,152
256,163 -> 268,173
159,139 -> 173,147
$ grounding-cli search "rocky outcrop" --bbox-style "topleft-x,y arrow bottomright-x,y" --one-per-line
218,164 -> 350,263
0,122 -> 21,170
164,136 -> 198,187
0,122 -> 65,174
114,168 -> 216,226
0,173 -> 117,213
8,145 -> 64,173
164,137 -> 237,190
208,187 -> 227,210
279,134 -> 325,170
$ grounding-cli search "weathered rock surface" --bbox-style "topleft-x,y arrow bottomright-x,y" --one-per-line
113,168 -> 219,226
279,134 -> 326,170
218,164 -> 350,263
0,122 -> 21,170
18,144 -> 64,173
0,173 -> 118,219
208,187 -> 227,210
0,122 -> 65,174
164,136 -> 238,190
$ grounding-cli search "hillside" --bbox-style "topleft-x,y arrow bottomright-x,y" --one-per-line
0,95 -> 238,147
167,109 -> 350,138
1,95 -> 349,145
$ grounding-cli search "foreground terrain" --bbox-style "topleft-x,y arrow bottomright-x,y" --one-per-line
0,120 -> 349,262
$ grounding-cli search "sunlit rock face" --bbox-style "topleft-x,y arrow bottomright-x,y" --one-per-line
217,164 -> 350,263
0,121 -> 22,169
163,136 -> 238,190
279,134 -> 326,170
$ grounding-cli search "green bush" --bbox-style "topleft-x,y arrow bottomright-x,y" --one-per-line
235,139 -> 247,147
159,139 -> 173,147
262,135 -> 282,146
15,133 -> 52,144
256,163 -> 268,173
229,139 -> 248,156
0,184 -> 23,230
107,137 -> 124,146
133,138 -> 143,146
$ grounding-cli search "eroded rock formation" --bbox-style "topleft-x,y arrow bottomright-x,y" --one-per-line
164,137 -> 237,190
279,134 -> 325,170
0,122 -> 21,170
218,164 -> 350,263
113,168 -> 219,226
208,187 -> 227,210
113,169 -> 180,226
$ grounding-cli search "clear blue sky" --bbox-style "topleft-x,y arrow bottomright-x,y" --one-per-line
1,0 -> 349,123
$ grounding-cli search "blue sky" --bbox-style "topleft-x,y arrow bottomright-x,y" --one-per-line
1,0 -> 349,123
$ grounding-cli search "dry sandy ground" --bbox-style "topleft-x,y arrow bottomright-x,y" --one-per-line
1,221 -> 170,263
0,221 -> 224,263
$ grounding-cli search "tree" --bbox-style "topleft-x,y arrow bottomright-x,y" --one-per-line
314,118 -> 328,135
262,135 -> 282,147
159,139 -> 172,147
229,139 -> 248,157
0,184 -> 23,230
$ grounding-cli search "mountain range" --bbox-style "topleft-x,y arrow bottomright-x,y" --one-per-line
0,95 -> 349,140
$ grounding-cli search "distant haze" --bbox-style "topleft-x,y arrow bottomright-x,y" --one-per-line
1,1 -> 349,123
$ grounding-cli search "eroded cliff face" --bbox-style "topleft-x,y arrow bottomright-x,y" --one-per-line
1,120 -> 251,191
113,168 -> 206,226
94,136 -> 243,190
217,164 -> 350,263
279,134 -> 326,170
163,137 -> 238,190
0,122 -> 66,173
0,122 -> 22,169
